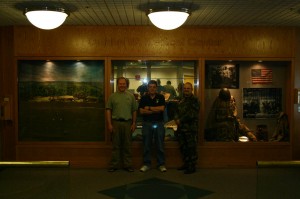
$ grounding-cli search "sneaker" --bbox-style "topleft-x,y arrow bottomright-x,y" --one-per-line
124,167 -> 134,172
140,165 -> 150,172
158,165 -> 167,172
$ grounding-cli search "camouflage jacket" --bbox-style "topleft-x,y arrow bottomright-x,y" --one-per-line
175,95 -> 200,132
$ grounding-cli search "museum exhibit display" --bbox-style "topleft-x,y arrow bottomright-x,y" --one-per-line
204,60 -> 290,143
18,60 -> 105,141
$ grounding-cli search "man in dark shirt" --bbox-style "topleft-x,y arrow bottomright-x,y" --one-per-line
138,80 -> 167,172
137,82 -> 148,96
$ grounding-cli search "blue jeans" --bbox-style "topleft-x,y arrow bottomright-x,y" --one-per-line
142,122 -> 165,167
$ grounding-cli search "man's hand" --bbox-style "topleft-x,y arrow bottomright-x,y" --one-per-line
131,123 -> 136,132
107,124 -> 113,133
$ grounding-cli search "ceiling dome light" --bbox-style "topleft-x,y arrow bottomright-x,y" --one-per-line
25,8 -> 68,30
147,8 -> 190,30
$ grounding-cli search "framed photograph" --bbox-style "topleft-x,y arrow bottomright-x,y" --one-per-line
205,64 -> 239,88
243,88 -> 282,118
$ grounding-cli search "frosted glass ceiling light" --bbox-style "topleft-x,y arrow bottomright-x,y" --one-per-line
25,7 -> 68,30
148,8 -> 190,30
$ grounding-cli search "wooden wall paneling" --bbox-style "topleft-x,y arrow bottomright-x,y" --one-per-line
0,27 -> 16,160
16,143 -> 112,168
1,26 -> 296,167
0,27 -> 3,160
104,57 -> 111,144
199,143 -> 291,168
293,28 -> 300,160
198,58 -> 206,143
14,26 -> 295,58
288,59 -> 295,160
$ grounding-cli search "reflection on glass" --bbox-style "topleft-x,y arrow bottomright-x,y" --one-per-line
111,60 -> 197,141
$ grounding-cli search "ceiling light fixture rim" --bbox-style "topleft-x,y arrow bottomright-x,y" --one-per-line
24,7 -> 69,16
147,7 -> 190,16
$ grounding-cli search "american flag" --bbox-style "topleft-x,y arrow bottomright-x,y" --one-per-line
251,69 -> 272,84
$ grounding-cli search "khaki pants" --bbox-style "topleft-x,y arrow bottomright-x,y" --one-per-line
110,120 -> 132,168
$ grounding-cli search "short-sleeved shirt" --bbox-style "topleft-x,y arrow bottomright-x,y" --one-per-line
106,91 -> 138,120
139,93 -> 165,122
164,84 -> 177,99
157,85 -> 165,94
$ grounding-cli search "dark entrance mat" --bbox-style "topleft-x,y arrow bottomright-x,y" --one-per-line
98,177 -> 214,199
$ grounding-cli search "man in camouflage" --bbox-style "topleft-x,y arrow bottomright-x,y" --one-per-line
174,82 -> 200,174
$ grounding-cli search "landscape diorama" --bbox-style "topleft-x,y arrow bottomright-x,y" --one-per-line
18,60 -> 105,141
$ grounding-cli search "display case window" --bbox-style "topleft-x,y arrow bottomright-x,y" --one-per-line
18,60 -> 105,141
111,60 -> 198,141
204,60 -> 290,143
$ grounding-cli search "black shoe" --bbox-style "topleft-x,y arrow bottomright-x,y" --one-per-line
124,167 -> 134,172
184,168 -> 196,174
177,165 -> 187,171
108,167 -> 117,172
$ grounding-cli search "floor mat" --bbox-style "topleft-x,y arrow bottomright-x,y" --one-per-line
98,177 -> 214,199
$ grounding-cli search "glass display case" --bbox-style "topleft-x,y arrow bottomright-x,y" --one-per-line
17,58 -> 291,144
204,60 -> 291,143
18,60 -> 105,141
111,60 -> 198,141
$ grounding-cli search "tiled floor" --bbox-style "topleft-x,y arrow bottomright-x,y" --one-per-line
1,167 -> 300,199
